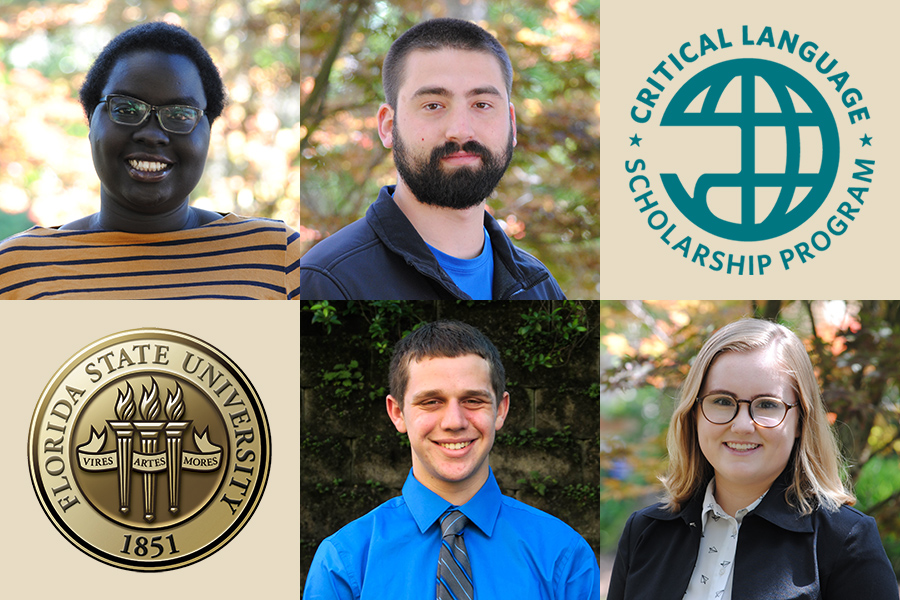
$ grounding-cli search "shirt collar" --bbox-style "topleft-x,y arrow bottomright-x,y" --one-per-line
699,478 -> 766,533
401,468 -> 502,537
426,228 -> 492,270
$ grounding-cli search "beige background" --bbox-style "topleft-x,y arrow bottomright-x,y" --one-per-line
1,302 -> 299,598
600,0 -> 899,298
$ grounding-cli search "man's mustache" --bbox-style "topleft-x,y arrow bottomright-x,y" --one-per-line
430,140 -> 491,162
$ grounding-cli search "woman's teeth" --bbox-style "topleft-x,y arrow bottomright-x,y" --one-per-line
129,160 -> 169,172
726,442 -> 760,451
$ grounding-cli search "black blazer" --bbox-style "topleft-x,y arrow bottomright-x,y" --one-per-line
608,474 -> 898,600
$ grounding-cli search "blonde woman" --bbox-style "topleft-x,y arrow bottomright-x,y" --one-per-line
608,318 -> 898,600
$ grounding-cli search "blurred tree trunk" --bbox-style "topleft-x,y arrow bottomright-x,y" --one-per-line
752,300 -> 782,321
300,0 -> 370,152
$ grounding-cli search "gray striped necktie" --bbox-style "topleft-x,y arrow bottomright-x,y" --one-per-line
436,509 -> 474,600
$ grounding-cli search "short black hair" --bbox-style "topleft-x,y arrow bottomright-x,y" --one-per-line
79,22 -> 226,124
382,18 -> 513,108
388,320 -> 506,408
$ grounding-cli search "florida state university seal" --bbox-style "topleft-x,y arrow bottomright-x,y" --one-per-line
28,328 -> 271,571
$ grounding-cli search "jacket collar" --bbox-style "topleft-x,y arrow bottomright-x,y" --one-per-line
645,468 -> 814,533
365,186 -> 550,299
483,211 -> 550,298
366,186 -> 461,294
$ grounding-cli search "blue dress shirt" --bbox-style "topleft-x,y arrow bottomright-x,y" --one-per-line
304,468 -> 600,599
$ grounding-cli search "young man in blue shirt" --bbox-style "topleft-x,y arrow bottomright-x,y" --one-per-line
304,321 -> 599,599
298,19 -> 565,300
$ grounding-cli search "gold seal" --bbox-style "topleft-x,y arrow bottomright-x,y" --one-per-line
28,328 -> 271,571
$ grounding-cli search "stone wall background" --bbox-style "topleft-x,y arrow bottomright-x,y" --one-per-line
300,300 -> 600,587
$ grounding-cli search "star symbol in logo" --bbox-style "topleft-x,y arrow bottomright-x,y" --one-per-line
629,134 -> 642,147
860,134 -> 873,147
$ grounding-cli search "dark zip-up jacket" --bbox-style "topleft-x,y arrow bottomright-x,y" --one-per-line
298,186 -> 566,300
608,470 -> 899,600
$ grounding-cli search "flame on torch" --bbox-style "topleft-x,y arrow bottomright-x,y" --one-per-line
139,379 -> 161,421
165,384 -> 184,421
115,384 -> 135,421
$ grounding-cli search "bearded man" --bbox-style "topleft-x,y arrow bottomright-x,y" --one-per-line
298,18 -> 566,300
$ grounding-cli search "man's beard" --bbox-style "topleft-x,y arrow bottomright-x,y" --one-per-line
392,124 -> 514,210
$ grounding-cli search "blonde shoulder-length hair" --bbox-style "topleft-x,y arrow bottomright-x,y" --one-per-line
661,318 -> 855,514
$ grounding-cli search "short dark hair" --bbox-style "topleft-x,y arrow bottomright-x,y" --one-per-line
79,22 -> 227,124
389,320 -> 506,408
382,18 -> 513,108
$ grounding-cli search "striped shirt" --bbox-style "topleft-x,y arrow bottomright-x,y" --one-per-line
0,213 -> 301,299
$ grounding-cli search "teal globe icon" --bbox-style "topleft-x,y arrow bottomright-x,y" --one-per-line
660,58 -> 840,242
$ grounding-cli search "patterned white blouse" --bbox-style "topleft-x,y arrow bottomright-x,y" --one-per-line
682,479 -> 767,600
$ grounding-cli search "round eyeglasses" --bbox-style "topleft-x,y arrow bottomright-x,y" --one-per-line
98,94 -> 205,134
697,393 -> 798,428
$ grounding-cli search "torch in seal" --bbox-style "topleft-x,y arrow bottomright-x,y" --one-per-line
107,384 -> 136,514
134,379 -> 165,522
164,384 -> 191,514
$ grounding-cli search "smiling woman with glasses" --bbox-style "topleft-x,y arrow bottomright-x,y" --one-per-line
0,22 -> 300,299
608,318 -> 899,600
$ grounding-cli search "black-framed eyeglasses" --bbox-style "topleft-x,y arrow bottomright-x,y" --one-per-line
98,94 -> 205,134
697,393 -> 798,428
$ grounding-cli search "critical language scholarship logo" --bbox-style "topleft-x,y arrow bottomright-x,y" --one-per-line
28,329 -> 271,571
625,25 -> 874,275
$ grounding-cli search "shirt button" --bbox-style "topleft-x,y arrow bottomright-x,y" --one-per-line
719,569 -> 726,575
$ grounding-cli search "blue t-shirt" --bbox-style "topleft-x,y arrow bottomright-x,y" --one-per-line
304,469 -> 600,599
426,228 -> 493,300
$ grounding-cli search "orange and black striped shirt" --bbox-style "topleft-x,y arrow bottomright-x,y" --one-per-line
0,213 -> 300,299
